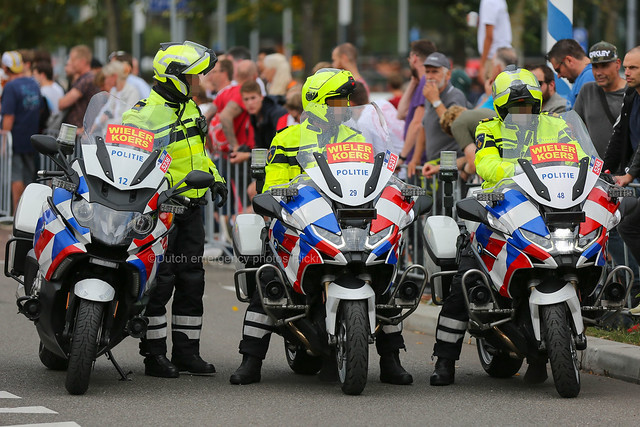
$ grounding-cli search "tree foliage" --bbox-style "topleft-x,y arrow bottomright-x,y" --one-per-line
0,0 -> 631,65
0,0 -> 95,50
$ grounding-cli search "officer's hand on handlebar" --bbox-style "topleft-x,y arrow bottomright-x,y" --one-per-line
211,181 -> 228,208
599,170 -> 616,185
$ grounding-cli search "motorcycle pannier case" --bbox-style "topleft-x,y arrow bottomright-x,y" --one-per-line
6,183 -> 51,277
423,216 -> 459,304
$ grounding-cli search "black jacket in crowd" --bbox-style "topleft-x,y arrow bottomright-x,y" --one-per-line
604,87 -> 639,176
250,95 -> 287,150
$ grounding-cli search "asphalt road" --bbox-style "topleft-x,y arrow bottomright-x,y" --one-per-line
1,264 -> 639,427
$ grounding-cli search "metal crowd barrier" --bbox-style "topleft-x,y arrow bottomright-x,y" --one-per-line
0,132 -> 13,222
203,155 -> 250,259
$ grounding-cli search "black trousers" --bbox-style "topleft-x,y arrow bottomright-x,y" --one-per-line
238,267 -> 406,359
141,206 -> 206,357
433,245 -> 476,360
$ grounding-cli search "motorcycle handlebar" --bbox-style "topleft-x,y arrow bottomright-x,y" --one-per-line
37,170 -> 66,178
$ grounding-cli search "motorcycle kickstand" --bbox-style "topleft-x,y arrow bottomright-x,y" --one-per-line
106,350 -> 133,381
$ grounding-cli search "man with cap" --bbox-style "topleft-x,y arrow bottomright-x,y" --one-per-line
601,46 -> 640,314
546,39 -> 595,108
407,52 -> 469,178
574,41 -> 627,157
1,51 -> 42,212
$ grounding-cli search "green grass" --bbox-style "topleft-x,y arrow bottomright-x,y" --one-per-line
586,324 -> 640,346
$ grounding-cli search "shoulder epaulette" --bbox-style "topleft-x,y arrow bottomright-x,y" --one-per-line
480,117 -> 496,123
132,100 -> 147,111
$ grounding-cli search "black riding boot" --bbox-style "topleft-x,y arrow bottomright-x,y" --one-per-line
430,357 -> 455,386
379,351 -> 413,385
229,354 -> 262,385
172,354 -> 216,375
144,355 -> 180,378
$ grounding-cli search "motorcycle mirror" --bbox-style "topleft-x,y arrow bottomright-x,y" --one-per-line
184,170 -> 214,189
457,198 -> 489,223
252,193 -> 284,222
412,195 -> 433,217
31,134 -> 59,156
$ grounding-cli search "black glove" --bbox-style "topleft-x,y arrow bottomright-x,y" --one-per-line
600,171 -> 615,185
211,181 -> 228,208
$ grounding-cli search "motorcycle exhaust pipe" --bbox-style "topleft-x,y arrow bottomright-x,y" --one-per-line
126,316 -> 149,339
17,296 -> 41,320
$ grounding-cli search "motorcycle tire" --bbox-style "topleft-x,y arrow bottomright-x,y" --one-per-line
65,299 -> 104,395
38,341 -> 68,371
284,340 -> 323,375
335,300 -> 369,395
476,338 -> 523,378
541,303 -> 581,398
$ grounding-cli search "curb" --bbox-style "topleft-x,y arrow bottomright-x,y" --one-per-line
405,303 -> 640,384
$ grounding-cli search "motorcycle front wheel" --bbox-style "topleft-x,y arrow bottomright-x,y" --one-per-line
541,303 -> 581,398
284,340 -> 323,375
476,337 -> 523,378
65,299 -> 104,395
335,300 -> 369,395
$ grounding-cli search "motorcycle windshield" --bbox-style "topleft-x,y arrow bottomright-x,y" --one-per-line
295,103 -> 399,206
493,111 -> 602,209
80,91 -> 170,190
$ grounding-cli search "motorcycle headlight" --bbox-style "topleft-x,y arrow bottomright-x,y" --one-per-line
72,199 -> 156,246
366,226 -> 393,248
577,227 -> 601,249
132,214 -> 154,235
521,228 -> 553,251
310,224 -> 344,247
342,228 -> 368,252
72,198 -> 94,223
550,228 -> 576,254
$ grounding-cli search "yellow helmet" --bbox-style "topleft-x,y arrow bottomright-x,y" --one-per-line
302,68 -> 355,122
153,41 -> 217,101
492,66 -> 542,120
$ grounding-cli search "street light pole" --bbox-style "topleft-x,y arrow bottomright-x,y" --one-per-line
398,0 -> 408,56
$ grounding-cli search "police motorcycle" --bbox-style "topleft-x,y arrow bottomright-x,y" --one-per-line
424,111 -> 634,398
4,92 -> 213,395
232,103 -> 432,395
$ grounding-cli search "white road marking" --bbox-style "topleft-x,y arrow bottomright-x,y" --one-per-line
0,391 -> 20,398
222,286 -> 235,292
5,423 -> 81,427
0,406 -> 58,414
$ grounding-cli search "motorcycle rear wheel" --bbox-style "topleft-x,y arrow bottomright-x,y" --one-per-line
335,300 -> 369,395
542,303 -> 581,398
65,299 -> 104,395
284,340 -> 323,375
476,338 -> 523,378
38,341 -> 68,371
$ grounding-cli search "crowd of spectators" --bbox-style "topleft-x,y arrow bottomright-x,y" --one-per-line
2,30 -> 640,311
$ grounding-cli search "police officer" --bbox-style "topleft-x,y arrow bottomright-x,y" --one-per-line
122,41 -> 228,378
229,68 -> 413,386
430,67 -> 573,386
